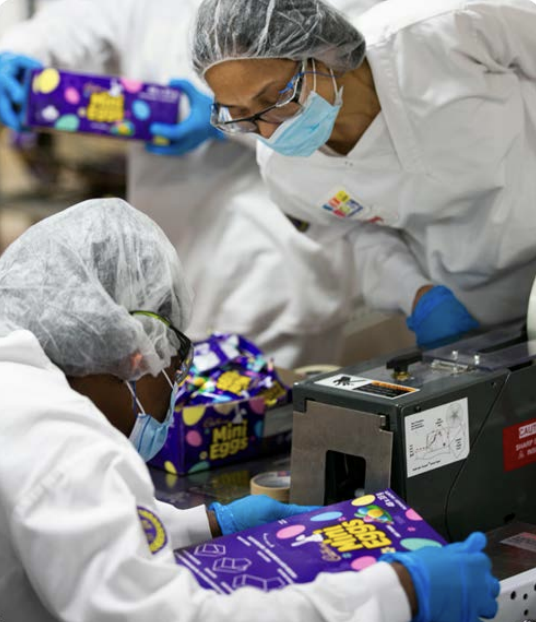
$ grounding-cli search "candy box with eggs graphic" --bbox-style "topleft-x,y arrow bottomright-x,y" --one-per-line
175,489 -> 446,592
149,334 -> 300,476
23,67 -> 181,142
149,368 -> 299,476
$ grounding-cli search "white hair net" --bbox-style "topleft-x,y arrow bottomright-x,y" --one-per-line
192,0 -> 366,76
0,198 -> 193,380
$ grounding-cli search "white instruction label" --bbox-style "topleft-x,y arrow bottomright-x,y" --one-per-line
405,398 -> 469,478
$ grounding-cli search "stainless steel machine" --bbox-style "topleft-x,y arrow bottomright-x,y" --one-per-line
290,321 -> 536,541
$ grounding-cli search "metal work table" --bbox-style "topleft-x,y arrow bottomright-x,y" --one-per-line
150,453 -> 291,510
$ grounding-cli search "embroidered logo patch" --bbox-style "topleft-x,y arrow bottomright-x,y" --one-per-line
322,190 -> 365,218
137,506 -> 168,555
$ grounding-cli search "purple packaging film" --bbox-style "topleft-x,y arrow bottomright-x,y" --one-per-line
175,489 -> 446,593
24,68 -> 180,141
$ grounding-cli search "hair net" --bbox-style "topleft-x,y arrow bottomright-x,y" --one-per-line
0,198 -> 193,380
192,0 -> 366,76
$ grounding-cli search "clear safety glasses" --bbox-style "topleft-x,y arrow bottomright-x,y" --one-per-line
130,310 -> 194,386
211,60 -> 307,134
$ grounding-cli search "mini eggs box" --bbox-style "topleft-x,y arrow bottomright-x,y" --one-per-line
23,68 -> 181,142
149,333 -> 299,476
175,489 -> 446,593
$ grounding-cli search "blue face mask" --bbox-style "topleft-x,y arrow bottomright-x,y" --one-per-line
258,71 -> 343,158
126,370 -> 178,463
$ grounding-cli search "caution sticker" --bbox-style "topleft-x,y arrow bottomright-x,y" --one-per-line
503,417 -> 536,472
501,532 -> 536,553
316,374 -> 418,400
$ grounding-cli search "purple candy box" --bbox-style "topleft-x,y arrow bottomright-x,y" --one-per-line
23,67 -> 181,141
149,334 -> 296,476
175,489 -> 445,593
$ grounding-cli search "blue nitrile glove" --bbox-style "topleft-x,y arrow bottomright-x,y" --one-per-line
381,532 -> 500,622
406,285 -> 479,348
0,52 -> 42,131
146,78 -> 225,156
210,495 -> 320,536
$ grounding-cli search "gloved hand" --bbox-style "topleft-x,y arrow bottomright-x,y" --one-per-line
0,52 -> 42,131
407,285 -> 479,348
146,78 -> 225,156
381,532 -> 500,622
210,494 -> 320,536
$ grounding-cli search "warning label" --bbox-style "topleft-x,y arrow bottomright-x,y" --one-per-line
315,374 -> 418,400
501,532 -> 536,554
503,417 -> 536,472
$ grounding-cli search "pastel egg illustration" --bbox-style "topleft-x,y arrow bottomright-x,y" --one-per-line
401,538 -> 442,551
188,461 -> 210,474
405,509 -> 423,521
54,115 -> 80,132
276,525 -> 306,539
254,421 -> 264,438
35,68 -> 61,94
164,460 -> 177,475
111,121 -> 135,136
250,398 -> 265,414
152,136 -> 171,146
64,87 -> 81,105
310,511 -> 343,522
213,403 -> 235,415
351,494 -> 376,507
121,78 -> 144,93
185,430 -> 203,447
351,557 -> 377,571
132,99 -> 151,121
182,406 -> 205,426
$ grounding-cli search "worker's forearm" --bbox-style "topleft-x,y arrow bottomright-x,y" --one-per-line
207,510 -> 222,538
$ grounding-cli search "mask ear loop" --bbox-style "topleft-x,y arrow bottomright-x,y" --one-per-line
125,381 -> 146,416
329,67 -> 343,105
312,58 -> 317,94
162,369 -> 174,390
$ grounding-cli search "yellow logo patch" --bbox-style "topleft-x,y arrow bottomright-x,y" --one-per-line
137,507 -> 168,555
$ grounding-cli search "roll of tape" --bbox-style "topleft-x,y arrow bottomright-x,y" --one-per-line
528,276 -> 536,341
250,471 -> 291,502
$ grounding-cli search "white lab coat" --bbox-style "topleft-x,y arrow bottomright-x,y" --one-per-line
0,329 -> 411,622
0,0 -> 362,367
258,0 -> 536,326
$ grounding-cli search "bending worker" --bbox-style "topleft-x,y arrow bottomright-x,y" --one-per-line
0,198 -> 498,621
0,0 -> 356,367
193,0 -> 536,348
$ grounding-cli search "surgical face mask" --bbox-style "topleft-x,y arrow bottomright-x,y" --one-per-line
258,65 -> 343,158
125,370 -> 178,462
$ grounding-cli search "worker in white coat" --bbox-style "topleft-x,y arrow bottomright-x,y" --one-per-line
0,0 -> 363,368
192,0 -> 536,348
0,198 -> 498,622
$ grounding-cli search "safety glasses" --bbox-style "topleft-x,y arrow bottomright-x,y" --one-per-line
211,60 -> 307,134
130,310 -> 194,386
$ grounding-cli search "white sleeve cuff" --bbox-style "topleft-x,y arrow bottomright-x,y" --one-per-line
154,501 -> 212,549
353,562 -> 413,622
